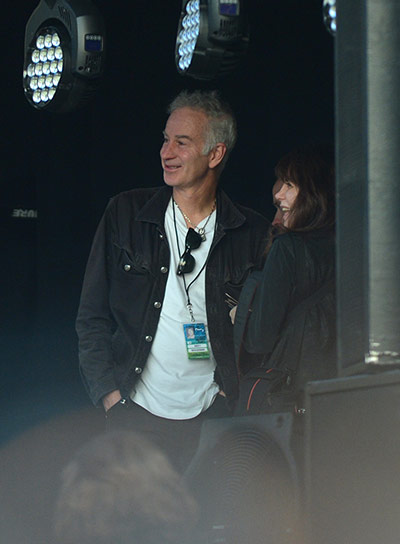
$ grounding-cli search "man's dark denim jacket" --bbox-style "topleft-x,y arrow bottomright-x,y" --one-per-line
76,186 -> 270,409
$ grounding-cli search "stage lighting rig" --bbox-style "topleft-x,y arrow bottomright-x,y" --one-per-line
175,0 -> 249,80
323,0 -> 337,36
23,0 -> 105,113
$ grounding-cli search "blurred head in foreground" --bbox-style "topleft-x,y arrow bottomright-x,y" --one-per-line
53,431 -> 199,544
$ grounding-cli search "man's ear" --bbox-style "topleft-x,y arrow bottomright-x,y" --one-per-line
208,143 -> 227,169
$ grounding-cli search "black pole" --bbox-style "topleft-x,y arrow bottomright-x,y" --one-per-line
336,0 -> 400,374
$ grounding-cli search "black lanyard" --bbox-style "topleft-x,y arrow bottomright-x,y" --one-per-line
172,199 -> 215,322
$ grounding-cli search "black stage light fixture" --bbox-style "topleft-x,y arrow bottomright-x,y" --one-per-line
23,0 -> 105,113
323,0 -> 337,36
175,0 -> 249,80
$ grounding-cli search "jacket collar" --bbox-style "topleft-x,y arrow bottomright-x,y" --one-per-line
215,187 -> 247,231
136,185 -> 247,231
135,186 -> 172,226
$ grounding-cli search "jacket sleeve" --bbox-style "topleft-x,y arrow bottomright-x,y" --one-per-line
233,270 -> 262,364
235,236 -> 296,358
76,201 -> 118,405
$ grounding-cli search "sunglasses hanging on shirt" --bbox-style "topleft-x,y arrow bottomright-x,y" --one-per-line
177,227 -> 203,275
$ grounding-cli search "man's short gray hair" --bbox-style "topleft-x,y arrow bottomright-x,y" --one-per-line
167,90 -> 237,168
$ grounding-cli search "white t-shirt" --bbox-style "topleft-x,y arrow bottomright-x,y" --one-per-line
131,198 -> 220,419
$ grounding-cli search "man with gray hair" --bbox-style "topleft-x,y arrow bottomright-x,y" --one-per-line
76,89 -> 270,471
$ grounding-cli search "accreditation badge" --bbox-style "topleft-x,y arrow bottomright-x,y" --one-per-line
183,323 -> 210,359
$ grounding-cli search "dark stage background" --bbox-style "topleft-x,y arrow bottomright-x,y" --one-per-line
0,2 -> 334,541
1,1 -> 333,442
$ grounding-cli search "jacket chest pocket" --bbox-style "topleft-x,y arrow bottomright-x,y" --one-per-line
110,247 -> 151,280
109,247 -> 154,317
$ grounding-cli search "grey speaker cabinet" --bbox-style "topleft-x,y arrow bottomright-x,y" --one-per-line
304,370 -> 400,544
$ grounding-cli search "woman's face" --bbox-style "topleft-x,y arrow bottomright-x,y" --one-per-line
274,179 -> 299,227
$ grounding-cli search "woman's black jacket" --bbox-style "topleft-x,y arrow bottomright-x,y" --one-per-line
234,229 -> 337,399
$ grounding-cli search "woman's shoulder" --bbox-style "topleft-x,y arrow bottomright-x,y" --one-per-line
266,232 -> 298,271
273,229 -> 335,250
270,230 -> 335,275
270,231 -> 305,254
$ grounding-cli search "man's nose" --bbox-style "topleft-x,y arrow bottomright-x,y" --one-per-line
160,140 -> 174,158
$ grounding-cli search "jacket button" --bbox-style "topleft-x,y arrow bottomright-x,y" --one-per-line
160,266 -> 168,274
145,335 -> 153,342
153,301 -> 161,309
123,264 -> 131,272
134,367 -> 142,374
159,233 -> 164,239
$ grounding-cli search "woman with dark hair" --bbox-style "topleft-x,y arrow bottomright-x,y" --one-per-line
273,144 -> 335,231
232,143 -> 337,416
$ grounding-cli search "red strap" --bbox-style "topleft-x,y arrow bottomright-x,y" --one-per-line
247,378 -> 261,411
246,368 -> 274,411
